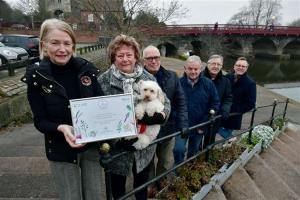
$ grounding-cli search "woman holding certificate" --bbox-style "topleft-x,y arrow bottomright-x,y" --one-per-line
98,34 -> 171,200
21,19 -> 103,200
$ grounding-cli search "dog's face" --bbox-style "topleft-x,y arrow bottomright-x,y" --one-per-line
139,80 -> 164,103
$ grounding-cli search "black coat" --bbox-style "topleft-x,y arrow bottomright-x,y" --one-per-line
153,66 -> 188,138
203,68 -> 232,116
223,72 -> 256,130
21,57 -> 103,163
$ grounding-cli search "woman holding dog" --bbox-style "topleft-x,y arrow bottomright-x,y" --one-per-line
22,19 -> 104,199
98,34 -> 171,200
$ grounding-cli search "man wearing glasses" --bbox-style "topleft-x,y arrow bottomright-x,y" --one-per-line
143,45 -> 188,197
219,57 -> 256,140
203,54 -> 232,146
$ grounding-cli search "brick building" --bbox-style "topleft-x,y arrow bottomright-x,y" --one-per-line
46,0 -> 123,31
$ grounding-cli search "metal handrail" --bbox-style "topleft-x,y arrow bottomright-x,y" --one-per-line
100,98 -> 289,200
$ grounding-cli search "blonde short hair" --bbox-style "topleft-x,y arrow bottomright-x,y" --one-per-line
107,34 -> 141,64
39,18 -> 76,59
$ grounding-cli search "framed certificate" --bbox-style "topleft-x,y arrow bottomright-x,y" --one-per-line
70,93 -> 137,144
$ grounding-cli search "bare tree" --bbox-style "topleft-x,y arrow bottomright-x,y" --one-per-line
73,0 -> 187,35
228,0 -> 282,27
13,0 -> 38,29
289,19 -> 300,27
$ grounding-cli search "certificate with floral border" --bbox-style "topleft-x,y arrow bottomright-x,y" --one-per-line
70,93 -> 137,144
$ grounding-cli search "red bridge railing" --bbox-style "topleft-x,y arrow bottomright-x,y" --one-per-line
141,24 -> 300,36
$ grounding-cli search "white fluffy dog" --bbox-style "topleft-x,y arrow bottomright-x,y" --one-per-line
132,80 -> 165,150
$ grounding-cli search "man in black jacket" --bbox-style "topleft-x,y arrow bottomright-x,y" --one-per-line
143,45 -> 188,196
203,54 -> 232,146
220,57 -> 256,139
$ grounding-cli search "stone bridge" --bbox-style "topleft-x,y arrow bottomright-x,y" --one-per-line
144,24 -> 300,60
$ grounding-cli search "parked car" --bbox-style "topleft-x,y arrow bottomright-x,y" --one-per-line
0,34 -> 39,57
0,42 -> 29,65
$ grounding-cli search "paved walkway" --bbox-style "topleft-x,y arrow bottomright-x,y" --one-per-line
0,57 -> 299,199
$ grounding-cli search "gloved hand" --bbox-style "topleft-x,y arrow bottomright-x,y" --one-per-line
116,138 -> 138,151
221,111 -> 229,120
180,127 -> 189,139
138,112 -> 165,125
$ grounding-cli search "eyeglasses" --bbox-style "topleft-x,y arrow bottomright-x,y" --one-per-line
235,64 -> 247,68
144,56 -> 160,61
208,62 -> 222,67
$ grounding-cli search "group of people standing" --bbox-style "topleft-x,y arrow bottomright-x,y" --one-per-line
22,18 -> 256,200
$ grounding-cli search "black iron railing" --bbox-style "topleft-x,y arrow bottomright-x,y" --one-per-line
0,56 -> 39,76
99,98 -> 289,200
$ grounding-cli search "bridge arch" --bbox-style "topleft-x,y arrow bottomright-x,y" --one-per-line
252,38 -> 276,58
283,40 -> 300,59
190,40 -> 208,58
157,42 -> 177,57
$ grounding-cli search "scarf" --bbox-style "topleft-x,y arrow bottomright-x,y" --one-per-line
111,64 -> 144,95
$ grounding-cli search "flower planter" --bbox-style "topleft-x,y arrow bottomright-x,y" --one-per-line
191,142 -> 262,200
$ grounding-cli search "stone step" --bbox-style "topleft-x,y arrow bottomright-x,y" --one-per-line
0,157 -> 50,174
0,145 -> 44,157
285,129 -> 300,143
271,138 -> 300,172
260,146 -> 300,196
203,185 -> 227,200
0,124 -> 44,146
277,133 -> 300,155
0,174 -> 58,198
244,155 -> 299,200
222,167 -> 266,200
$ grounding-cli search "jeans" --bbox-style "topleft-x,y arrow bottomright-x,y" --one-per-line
218,127 -> 233,139
49,145 -> 103,200
173,132 -> 203,165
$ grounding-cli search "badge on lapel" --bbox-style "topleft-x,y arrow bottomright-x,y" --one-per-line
81,76 -> 92,86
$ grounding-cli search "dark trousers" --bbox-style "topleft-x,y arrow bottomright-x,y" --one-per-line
111,163 -> 150,200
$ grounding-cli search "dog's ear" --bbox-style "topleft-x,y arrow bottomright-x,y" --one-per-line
157,86 -> 165,104
137,80 -> 144,89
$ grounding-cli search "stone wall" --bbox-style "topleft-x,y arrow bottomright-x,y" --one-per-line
0,49 -> 107,127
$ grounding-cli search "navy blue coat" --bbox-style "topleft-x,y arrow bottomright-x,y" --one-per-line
22,57 -> 103,163
152,66 -> 189,138
180,74 -> 220,134
223,72 -> 256,129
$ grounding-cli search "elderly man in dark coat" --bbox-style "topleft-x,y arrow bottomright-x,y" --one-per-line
219,57 -> 256,139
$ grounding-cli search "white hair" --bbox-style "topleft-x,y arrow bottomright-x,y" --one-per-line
142,45 -> 160,58
186,55 -> 201,65
208,54 -> 223,64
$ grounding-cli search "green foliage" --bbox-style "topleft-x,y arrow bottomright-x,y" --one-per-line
239,133 -> 261,150
158,144 -> 244,199
273,117 -> 285,130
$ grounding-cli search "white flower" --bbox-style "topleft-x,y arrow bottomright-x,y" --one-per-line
252,125 -> 274,148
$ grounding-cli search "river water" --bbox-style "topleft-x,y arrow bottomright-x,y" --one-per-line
223,57 -> 300,103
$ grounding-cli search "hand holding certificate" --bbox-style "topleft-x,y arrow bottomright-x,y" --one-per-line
70,93 -> 137,144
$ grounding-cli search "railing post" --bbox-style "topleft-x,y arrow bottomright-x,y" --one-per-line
269,99 -> 278,127
248,107 -> 257,144
7,62 -> 15,76
99,143 -> 113,200
283,98 -> 289,120
205,109 -> 215,161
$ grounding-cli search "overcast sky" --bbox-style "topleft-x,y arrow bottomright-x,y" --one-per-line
161,0 -> 300,25
5,0 -> 300,25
